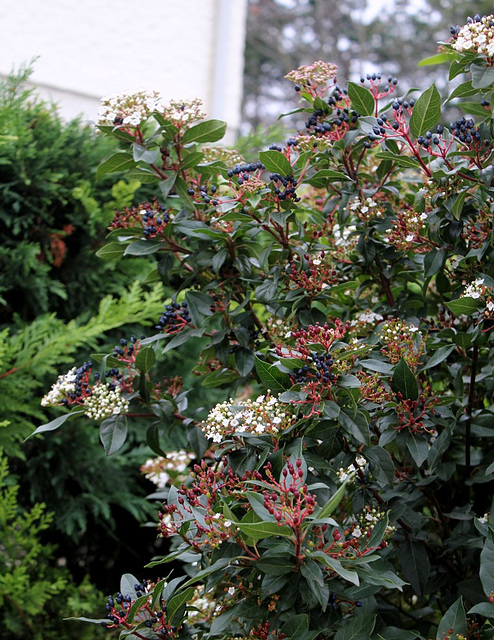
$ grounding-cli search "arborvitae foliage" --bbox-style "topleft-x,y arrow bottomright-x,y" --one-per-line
0,65 -> 148,322
0,452 -> 107,639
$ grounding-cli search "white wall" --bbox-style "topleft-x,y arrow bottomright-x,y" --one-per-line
0,0 -> 247,141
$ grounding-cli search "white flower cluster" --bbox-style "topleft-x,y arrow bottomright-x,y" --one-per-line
97,90 -> 166,127
186,586 -> 221,624
461,277 -> 486,299
347,197 -> 381,221
203,394 -> 293,443
97,92 -> 204,129
333,223 -> 357,247
141,450 -> 196,488
83,384 -> 129,420
161,98 -> 205,127
350,310 -> 384,327
452,15 -> 494,58
337,455 -> 366,483
41,368 -> 76,406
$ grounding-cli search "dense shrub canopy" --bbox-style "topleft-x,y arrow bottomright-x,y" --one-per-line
37,16 -> 494,640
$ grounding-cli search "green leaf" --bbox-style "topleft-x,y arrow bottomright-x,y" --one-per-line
281,614 -> 309,639
471,64 -> 494,89
436,597 -> 467,640
300,559 -> 325,587
360,359 -> 393,374
334,614 -> 376,640
100,413 -> 128,455
28,410 -> 85,438
338,409 -> 370,445
447,81 -> 477,101
135,346 -> 156,373
409,83 -> 441,138
259,150 -> 292,175
468,602 -> 494,617
96,242 -> 126,261
120,573 -> 140,598
424,249 -> 445,278
347,81 -> 375,116
446,297 -> 482,316
421,345 -> 455,370
236,520 -> 293,540
306,168 -> 351,187
375,151 -> 421,170
167,587 -> 195,626
418,52 -> 452,67
311,552 -> 360,586
480,536 -> 494,597
391,358 -> 418,401
397,539 -> 430,597
124,239 -> 161,256
133,143 -> 159,165
255,357 -> 290,392
313,481 -> 348,520
96,152 -> 134,180
257,556 -> 295,575
159,173 -> 177,198
366,446 -> 395,485
457,101 -> 491,120
182,119 -> 227,144
406,434 -> 430,467
234,347 -> 255,377
179,151 -> 204,170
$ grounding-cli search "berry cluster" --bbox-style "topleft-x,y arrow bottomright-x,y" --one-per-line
269,172 -> 300,202
102,581 -> 179,636
156,302 -> 192,334
359,73 -> 398,102
109,200 -> 172,238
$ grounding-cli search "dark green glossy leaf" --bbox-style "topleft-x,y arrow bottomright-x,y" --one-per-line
409,83 -> 441,137
398,539 -> 430,597
182,119 -> 227,144
391,358 -> 418,401
135,346 -> 156,373
446,297 -> 482,316
96,242 -> 126,261
100,414 -> 128,456
334,613 -> 376,640
255,357 -> 291,392
259,150 -> 292,175
348,81 -> 375,116
480,536 -> 494,597
436,597 -> 467,640
96,151 -> 134,180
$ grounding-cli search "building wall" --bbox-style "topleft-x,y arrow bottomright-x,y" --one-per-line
0,0 -> 247,141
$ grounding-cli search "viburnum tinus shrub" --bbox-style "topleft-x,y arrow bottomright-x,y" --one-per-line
34,15 -> 494,639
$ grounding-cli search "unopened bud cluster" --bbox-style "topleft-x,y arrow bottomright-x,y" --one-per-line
202,394 -> 293,443
83,384 -> 129,420
285,60 -> 338,94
